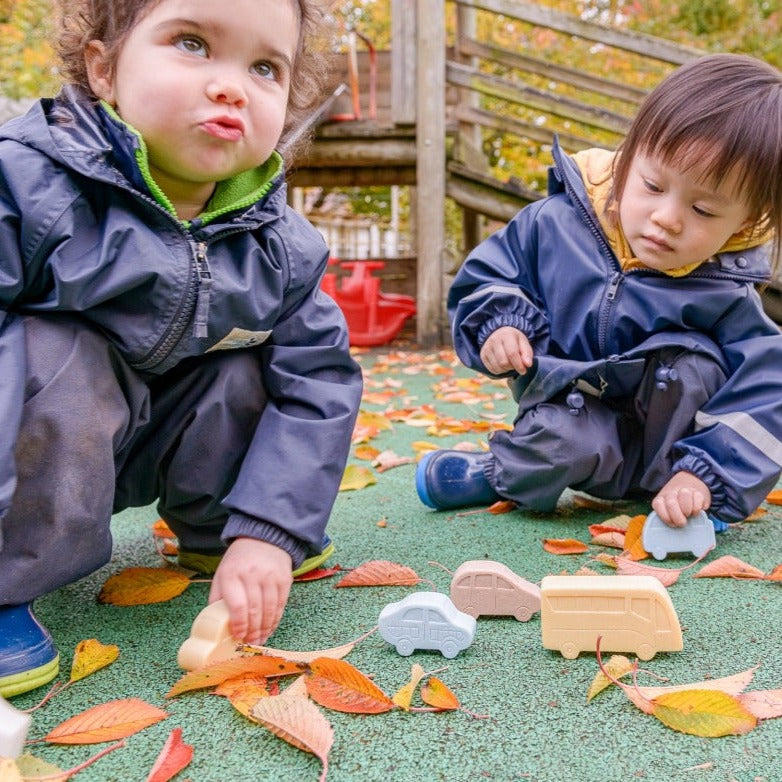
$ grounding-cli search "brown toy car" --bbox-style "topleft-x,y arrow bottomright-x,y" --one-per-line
450,560 -> 541,621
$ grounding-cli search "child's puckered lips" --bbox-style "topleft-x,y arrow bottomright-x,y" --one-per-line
200,115 -> 245,142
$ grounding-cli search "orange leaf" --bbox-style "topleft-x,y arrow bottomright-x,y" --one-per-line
739,689 -> 782,720
542,538 -> 589,555
145,728 -> 194,782
335,560 -> 419,587
45,698 -> 168,745
589,531 -> 626,549
764,489 -> 782,505
354,445 -> 380,460
420,677 -> 460,711
70,639 -> 120,683
651,689 -> 757,737
98,567 -> 191,605
151,519 -> 176,539
216,674 -> 270,719
694,555 -> 766,580
305,657 -> 395,714
765,564 -> 782,581
488,500 -> 517,514
251,692 -> 333,782
622,515 -> 649,561
615,557 -> 681,587
392,664 -> 426,710
166,655 -> 303,698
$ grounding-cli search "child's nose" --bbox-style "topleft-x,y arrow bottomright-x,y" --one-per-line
651,201 -> 683,233
205,72 -> 248,108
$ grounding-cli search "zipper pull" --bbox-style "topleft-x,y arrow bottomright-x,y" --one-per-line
192,242 -> 212,339
606,272 -> 622,301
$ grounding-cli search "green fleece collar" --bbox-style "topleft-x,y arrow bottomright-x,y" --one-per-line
101,102 -> 282,225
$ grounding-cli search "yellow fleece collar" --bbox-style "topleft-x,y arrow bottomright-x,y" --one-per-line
571,148 -> 769,277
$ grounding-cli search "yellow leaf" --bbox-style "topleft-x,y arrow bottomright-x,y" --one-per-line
392,664 -> 426,710
251,693 -> 333,782
651,689 -> 757,737
15,753 -> 66,781
70,639 -> 120,683
338,465 -> 377,491
0,758 -> 23,782
247,627 -> 376,663
44,698 -> 168,745
586,655 -> 635,701
98,567 -> 191,606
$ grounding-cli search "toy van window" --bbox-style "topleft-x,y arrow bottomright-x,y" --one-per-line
475,574 -> 493,588
656,602 -> 673,629
427,610 -> 445,624
497,578 -> 513,591
456,576 -> 470,587
630,598 -> 652,621
604,597 -> 624,613
404,608 -> 423,621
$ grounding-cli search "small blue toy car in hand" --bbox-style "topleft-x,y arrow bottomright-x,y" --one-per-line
642,510 -> 716,560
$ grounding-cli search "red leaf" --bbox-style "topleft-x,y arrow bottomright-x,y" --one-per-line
145,728 -> 194,782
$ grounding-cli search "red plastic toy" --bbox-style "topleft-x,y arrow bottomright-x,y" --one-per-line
322,259 -> 416,346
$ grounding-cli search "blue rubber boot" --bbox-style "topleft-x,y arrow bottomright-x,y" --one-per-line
0,604 -> 59,698
416,450 -> 500,510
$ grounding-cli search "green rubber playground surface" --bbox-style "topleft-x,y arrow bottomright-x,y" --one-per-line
10,346 -> 782,782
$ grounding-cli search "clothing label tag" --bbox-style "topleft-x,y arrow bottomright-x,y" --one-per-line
207,327 -> 272,352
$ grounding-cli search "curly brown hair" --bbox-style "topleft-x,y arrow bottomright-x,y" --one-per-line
54,0 -> 330,163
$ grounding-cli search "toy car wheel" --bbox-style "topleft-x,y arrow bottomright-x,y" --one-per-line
514,606 -> 532,622
650,548 -> 666,561
396,639 -> 414,656
637,643 -> 654,661
441,641 -> 458,659
561,642 -> 579,660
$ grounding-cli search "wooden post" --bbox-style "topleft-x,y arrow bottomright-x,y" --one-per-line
415,0 -> 447,347
391,0 -> 416,125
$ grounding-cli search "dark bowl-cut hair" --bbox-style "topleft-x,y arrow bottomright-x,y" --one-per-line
54,0 -> 329,163
612,53 -> 782,275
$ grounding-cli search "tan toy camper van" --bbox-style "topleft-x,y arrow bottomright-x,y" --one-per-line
450,560 -> 541,621
540,575 -> 682,660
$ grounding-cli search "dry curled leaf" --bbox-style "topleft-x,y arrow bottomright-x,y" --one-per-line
694,555 -> 766,580
739,689 -> 782,720
305,657 -> 395,714
542,538 -> 589,555
335,560 -> 419,587
586,655 -> 635,701
45,698 -> 168,745
166,655 -> 303,698
145,728 -> 194,782
615,557 -> 682,586
98,567 -> 192,605
251,692 -> 334,782
246,627 -> 376,664
214,674 -> 270,719
70,639 -> 120,683
651,689 -> 757,737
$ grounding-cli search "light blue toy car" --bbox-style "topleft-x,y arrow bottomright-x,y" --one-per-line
641,510 -> 716,560
378,592 -> 476,658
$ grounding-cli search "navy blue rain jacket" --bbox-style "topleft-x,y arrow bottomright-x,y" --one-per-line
450,141 -> 782,522
0,87 -> 362,560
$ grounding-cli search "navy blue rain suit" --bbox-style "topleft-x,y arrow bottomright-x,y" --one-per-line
449,141 -> 782,522
0,87 -> 362,603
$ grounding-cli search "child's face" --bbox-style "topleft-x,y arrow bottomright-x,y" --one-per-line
85,0 -> 298,217
619,151 -> 755,271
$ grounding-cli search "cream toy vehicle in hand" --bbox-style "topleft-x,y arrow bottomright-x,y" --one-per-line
642,510 -> 716,560
450,560 -> 540,621
378,592 -> 476,658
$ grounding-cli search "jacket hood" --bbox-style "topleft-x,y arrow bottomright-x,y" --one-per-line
0,85 -> 286,225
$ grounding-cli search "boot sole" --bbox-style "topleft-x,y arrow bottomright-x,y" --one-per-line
0,654 -> 59,699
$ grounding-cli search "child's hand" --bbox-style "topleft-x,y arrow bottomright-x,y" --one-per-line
208,538 -> 293,645
651,471 -> 711,528
480,326 -> 534,375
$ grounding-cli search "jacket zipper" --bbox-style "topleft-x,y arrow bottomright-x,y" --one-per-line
192,241 -> 213,339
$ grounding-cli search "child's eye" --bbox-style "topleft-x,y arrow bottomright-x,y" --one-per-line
642,178 -> 662,194
251,60 -> 277,80
693,205 -> 716,218
174,35 -> 208,57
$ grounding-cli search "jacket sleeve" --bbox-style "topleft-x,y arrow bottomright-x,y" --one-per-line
449,204 -> 550,376
221,219 -> 362,566
671,288 -> 782,522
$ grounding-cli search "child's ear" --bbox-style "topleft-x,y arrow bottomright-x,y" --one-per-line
84,41 -> 116,104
